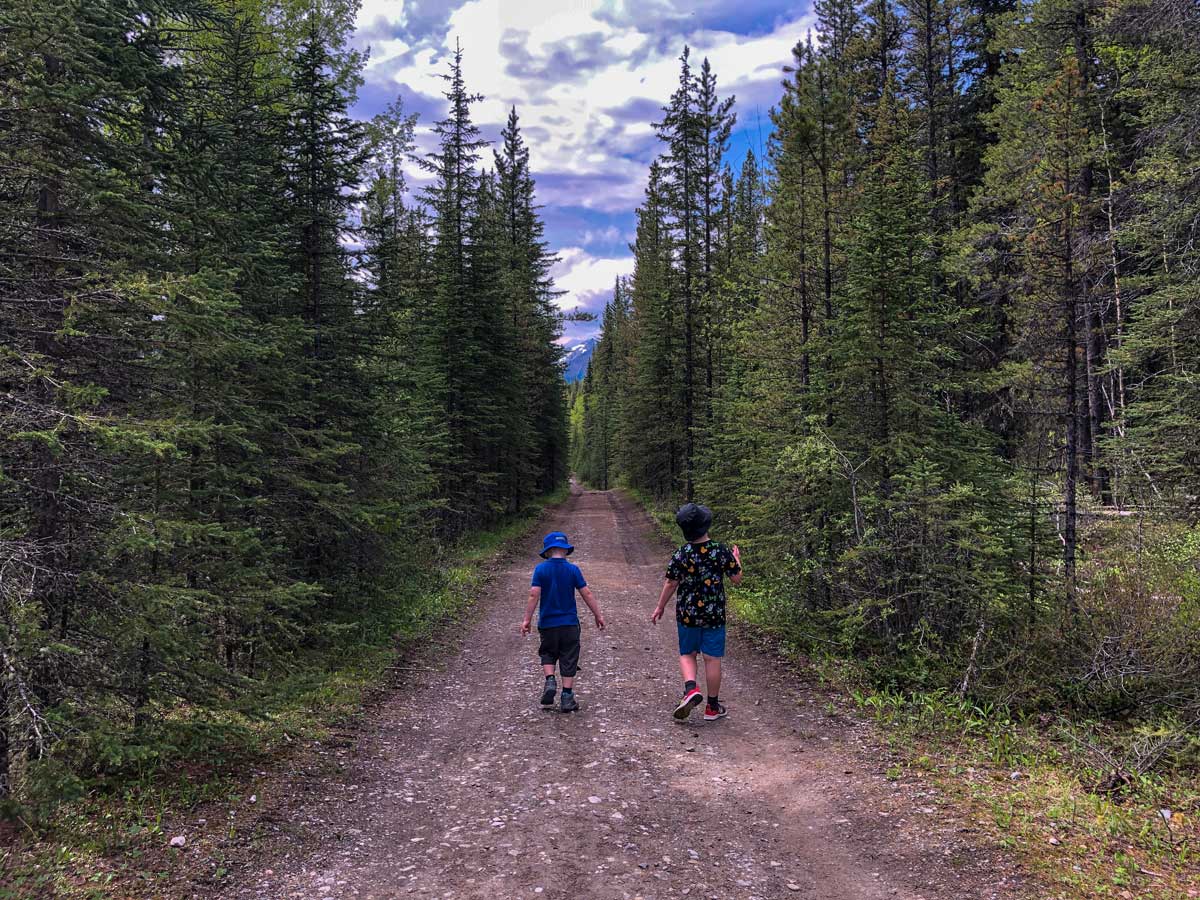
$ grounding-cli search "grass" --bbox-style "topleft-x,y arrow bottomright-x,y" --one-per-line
726,602 -> 1200,898
842,688 -> 1200,899
0,484 -> 568,899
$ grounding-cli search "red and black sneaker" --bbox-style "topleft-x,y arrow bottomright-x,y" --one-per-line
703,702 -> 727,721
673,688 -> 704,721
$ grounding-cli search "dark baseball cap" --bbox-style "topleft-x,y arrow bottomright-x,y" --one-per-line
675,503 -> 713,541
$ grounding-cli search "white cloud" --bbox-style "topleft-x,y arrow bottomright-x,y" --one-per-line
550,247 -> 633,311
580,225 -> 621,245
356,0 -> 815,200
352,1 -> 816,327
356,0 -> 406,33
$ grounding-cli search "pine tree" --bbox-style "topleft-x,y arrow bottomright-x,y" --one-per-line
1108,0 -> 1200,511
358,95 -> 441,588
494,107 -> 568,507
578,285 -> 632,490
421,41 -> 491,534
0,7 -> 571,812
623,162 -> 682,496
0,0 -> 221,794
654,49 -> 702,499
975,0 -> 1109,608
276,3 -> 372,586
697,154 -> 766,533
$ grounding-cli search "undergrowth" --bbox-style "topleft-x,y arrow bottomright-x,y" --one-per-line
626,487 -> 1200,899
843,687 -> 1200,899
0,485 -> 567,899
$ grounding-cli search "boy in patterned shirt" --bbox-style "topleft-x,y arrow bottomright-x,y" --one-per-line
650,503 -> 742,721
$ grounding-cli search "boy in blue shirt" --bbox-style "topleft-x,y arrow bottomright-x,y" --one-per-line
521,531 -> 604,712
651,503 -> 742,722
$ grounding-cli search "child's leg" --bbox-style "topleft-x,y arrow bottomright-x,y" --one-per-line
558,627 -> 582,711
702,655 -> 722,697
545,665 -> 567,690
699,627 -> 726,706
560,626 -> 581,690
538,630 -> 558,705
679,652 -> 699,685
673,631 -> 705,719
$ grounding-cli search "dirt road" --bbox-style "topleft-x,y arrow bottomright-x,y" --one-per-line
211,486 -> 1026,899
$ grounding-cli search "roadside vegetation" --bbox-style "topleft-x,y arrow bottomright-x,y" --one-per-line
627,486 -> 1198,898
570,1 -> 1200,894
0,488 -> 566,899
2,0 -> 566,864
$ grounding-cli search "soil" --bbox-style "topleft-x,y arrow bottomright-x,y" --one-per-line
170,485 -> 1029,900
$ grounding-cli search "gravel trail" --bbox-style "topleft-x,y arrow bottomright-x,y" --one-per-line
210,485 -> 1027,900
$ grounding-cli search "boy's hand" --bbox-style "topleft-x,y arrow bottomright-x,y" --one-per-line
593,613 -> 606,631
650,604 -> 665,624
520,618 -> 532,636
732,544 -> 742,566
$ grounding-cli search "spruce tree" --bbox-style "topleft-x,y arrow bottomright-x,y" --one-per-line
494,107 -> 567,507
974,0 -> 1109,607
623,162 -> 682,496
1108,0 -> 1200,512
420,41 -> 490,534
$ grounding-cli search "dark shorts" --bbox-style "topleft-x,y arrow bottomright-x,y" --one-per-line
677,624 -> 726,657
538,624 -> 581,677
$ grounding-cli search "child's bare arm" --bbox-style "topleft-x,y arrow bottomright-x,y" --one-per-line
579,586 -> 605,630
730,544 -> 743,586
521,587 -> 540,635
650,579 -> 678,624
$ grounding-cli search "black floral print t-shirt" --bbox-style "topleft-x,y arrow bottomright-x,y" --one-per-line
666,540 -> 741,629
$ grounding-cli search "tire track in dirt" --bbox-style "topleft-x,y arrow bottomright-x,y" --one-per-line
606,489 -> 655,569
183,486 -> 1027,900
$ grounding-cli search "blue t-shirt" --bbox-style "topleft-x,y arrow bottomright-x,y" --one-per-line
531,558 -> 586,628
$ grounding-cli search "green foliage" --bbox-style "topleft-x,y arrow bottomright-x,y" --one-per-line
572,0 -> 1200,775
0,2 -> 566,818
847,685 -> 1200,898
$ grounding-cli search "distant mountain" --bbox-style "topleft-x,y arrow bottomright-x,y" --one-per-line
563,338 -> 598,382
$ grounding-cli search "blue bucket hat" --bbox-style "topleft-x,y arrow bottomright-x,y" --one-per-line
540,531 -> 574,557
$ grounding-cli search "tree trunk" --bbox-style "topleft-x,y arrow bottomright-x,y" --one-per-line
1085,304 -> 1110,502
1063,224 -> 1079,616
0,678 -> 9,801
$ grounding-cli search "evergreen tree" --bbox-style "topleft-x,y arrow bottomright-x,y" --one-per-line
0,13 -> 570,809
0,0 -> 215,796
972,0 -> 1110,606
420,41 -> 491,534
358,95 -> 440,588
1109,0 -> 1200,512
494,107 -> 568,506
623,162 -> 681,496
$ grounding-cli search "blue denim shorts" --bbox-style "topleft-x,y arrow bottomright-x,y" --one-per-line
677,624 -> 726,657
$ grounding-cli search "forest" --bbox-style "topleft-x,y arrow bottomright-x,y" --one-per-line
571,0 -> 1200,772
1,0 -> 1199,882
0,0 -> 566,811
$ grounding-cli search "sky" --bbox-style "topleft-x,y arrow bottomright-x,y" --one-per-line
350,0 -> 818,344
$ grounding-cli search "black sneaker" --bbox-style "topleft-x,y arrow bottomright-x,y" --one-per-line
673,688 -> 704,721
540,682 -> 557,707
560,691 -> 579,713
703,702 -> 727,721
